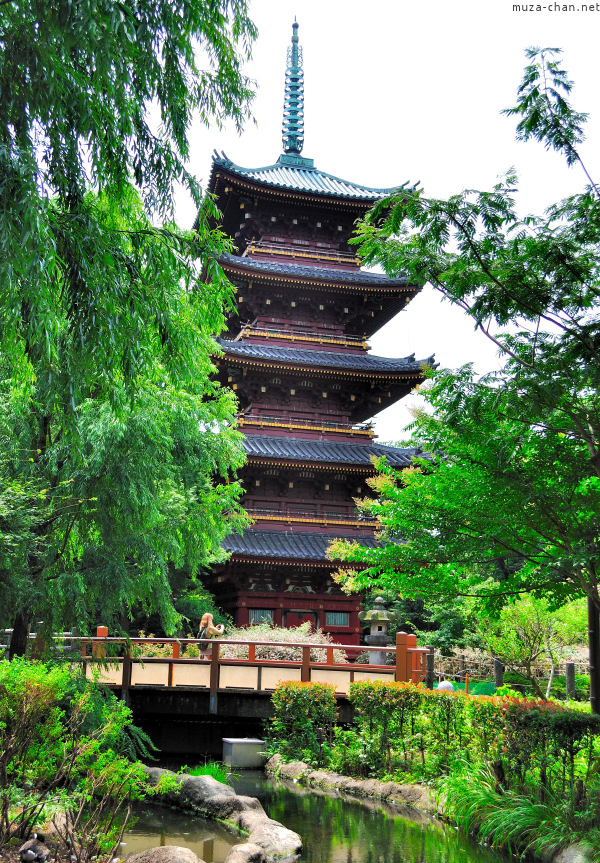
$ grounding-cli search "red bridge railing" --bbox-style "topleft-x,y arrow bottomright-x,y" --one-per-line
41,628 -> 428,714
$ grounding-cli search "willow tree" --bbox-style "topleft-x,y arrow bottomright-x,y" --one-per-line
0,1 -> 257,651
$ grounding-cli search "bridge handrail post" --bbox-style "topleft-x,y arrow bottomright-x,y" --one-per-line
396,632 -> 407,682
301,645 -> 310,682
168,642 -> 180,687
406,635 -> 418,683
209,642 -> 220,714
122,646 -> 132,703
93,625 -> 108,660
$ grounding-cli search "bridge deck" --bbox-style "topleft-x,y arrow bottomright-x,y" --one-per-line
56,631 -> 428,714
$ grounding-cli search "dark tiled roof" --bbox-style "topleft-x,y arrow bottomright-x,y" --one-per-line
213,152 -> 408,202
223,528 -> 379,561
218,339 -> 432,373
243,435 -> 420,468
219,252 -> 408,288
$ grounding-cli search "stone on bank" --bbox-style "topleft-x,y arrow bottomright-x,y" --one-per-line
141,766 -> 301,862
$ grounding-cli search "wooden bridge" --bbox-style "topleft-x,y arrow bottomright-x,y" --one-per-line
75,627 -> 428,716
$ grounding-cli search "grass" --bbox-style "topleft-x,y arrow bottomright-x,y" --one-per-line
181,761 -> 230,784
442,764 -> 600,861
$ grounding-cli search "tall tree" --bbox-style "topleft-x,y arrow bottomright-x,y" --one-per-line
0,189 -> 249,650
0,0 -> 256,392
0,2 -> 257,650
330,48 -> 600,709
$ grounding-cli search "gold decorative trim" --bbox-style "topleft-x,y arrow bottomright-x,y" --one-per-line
239,418 -> 373,437
247,512 -> 378,528
222,262 -> 412,294
238,327 -> 368,350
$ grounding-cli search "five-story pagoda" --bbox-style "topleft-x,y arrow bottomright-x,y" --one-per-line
206,23 -> 433,645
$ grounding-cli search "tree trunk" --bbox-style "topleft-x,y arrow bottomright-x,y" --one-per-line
588,598 -> 600,715
9,611 -> 30,659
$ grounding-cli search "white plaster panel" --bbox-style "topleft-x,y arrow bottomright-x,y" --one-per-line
85,663 -> 123,685
172,663 -> 211,688
310,669 -> 351,694
220,665 -> 259,689
261,667 -> 302,690
130,662 -> 170,686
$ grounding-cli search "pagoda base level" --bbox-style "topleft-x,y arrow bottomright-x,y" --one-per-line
210,563 -> 362,646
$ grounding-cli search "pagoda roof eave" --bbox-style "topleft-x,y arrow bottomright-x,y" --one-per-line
218,253 -> 413,290
209,151 -> 411,204
217,339 -> 435,378
242,434 -> 421,469
223,527 -> 379,563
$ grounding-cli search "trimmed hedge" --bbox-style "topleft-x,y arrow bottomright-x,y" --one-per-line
269,681 -> 337,766
268,679 -> 600,804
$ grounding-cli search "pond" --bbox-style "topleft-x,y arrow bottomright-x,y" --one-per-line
124,771 -> 502,863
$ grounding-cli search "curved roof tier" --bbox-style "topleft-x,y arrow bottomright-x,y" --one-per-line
217,338 -> 433,375
219,252 -> 409,288
223,527 -> 379,563
243,434 -> 420,469
211,151 -> 409,204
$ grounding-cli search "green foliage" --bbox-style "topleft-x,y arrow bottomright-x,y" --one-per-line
0,657 -> 157,857
350,680 -> 426,775
445,765 -> 600,860
268,682 -> 337,766
0,188 -> 249,641
0,1 -> 257,644
361,588 -> 480,655
330,47 -> 600,708
0,0 -> 256,291
479,596 -> 587,698
182,762 -> 230,783
268,673 -> 600,855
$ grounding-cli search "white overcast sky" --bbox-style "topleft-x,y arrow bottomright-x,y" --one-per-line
176,0 -> 599,442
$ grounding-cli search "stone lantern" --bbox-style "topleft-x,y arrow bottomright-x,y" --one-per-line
359,596 -> 397,665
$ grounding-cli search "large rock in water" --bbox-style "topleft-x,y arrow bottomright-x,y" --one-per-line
143,766 -> 237,811
142,765 -> 302,859
126,847 -> 205,863
224,844 -> 266,863
553,847 -> 590,863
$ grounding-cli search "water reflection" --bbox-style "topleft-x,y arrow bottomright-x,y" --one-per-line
124,774 -> 502,863
124,803 -> 237,863
233,773 -> 501,863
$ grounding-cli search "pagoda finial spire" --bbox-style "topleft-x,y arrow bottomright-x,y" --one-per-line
282,20 -> 304,154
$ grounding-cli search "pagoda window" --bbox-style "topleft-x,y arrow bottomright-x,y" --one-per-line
270,377 -> 282,384
249,608 -> 274,624
300,381 -> 313,388
326,611 -> 349,627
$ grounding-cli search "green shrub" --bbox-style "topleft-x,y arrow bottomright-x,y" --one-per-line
0,657 -> 163,861
349,680 -> 424,775
268,681 -> 337,766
